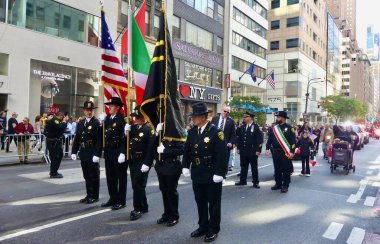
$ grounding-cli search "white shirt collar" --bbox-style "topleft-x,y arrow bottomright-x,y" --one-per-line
86,117 -> 91,123
198,121 -> 209,134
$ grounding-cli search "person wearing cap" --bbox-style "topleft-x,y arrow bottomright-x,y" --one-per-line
44,112 -> 69,178
235,111 -> 263,188
265,111 -> 296,193
144,121 -> 185,227
71,101 -> 101,204
182,102 -> 228,242
99,97 -> 127,211
125,106 -> 154,221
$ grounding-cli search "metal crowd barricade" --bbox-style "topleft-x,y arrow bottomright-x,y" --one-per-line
0,133 -> 74,165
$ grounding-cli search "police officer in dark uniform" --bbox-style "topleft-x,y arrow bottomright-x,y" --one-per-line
182,102 -> 228,243
99,97 -> 127,210
125,106 -> 153,221
265,111 -> 296,193
71,101 -> 101,204
44,112 -> 69,178
144,122 -> 185,227
235,111 -> 263,188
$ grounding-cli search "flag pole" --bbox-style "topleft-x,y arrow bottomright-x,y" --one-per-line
239,61 -> 255,81
258,70 -> 272,86
100,2 -> 106,149
126,1 -> 133,161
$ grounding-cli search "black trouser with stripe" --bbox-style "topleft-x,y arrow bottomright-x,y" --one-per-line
130,168 -> 149,212
81,160 -> 100,199
104,154 -> 127,205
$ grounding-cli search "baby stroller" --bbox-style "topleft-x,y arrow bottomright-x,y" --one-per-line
329,136 -> 355,175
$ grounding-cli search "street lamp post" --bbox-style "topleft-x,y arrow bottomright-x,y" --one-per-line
304,76 -> 324,119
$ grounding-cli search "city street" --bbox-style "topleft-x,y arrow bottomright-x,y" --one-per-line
0,141 -> 380,243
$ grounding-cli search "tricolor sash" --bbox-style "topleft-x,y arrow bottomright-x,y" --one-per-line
273,125 -> 291,157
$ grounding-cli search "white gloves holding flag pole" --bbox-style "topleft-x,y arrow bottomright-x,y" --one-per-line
156,123 -> 164,136
141,164 -> 150,173
182,168 -> 190,177
157,143 -> 165,154
118,153 -> 125,164
124,124 -> 131,135
99,112 -> 107,123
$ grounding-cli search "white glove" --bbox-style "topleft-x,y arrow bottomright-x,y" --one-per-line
157,143 -> 165,154
182,168 -> 190,177
92,156 -> 100,163
118,153 -> 125,163
71,154 -> 77,161
213,175 -> 224,183
124,124 -> 131,134
99,112 -> 107,122
141,164 -> 149,173
156,123 -> 164,133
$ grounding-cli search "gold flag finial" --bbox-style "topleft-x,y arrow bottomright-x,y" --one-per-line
100,0 -> 104,11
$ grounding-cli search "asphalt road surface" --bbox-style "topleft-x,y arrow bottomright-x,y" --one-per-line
1,140 -> 380,244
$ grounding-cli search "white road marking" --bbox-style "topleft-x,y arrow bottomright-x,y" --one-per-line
366,170 -> 373,175
346,227 -> 365,244
359,180 -> 368,185
19,168 -> 106,185
225,164 -> 271,178
372,182 -> 380,187
0,209 -> 111,241
323,222 -> 344,240
347,182 -> 367,204
347,194 -> 358,203
355,184 -> 367,202
364,196 -> 376,207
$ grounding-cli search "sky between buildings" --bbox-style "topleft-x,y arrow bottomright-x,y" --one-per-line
356,0 -> 380,50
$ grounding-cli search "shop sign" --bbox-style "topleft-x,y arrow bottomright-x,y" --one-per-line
32,69 -> 71,82
48,104 -> 59,114
178,81 -> 221,104
172,39 -> 223,70
267,96 -> 282,103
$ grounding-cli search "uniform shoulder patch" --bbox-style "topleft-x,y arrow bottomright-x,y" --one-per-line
151,129 -> 155,135
292,144 -> 295,149
291,128 -> 295,133
218,131 -> 224,141
124,117 -> 128,122
54,120 -> 59,124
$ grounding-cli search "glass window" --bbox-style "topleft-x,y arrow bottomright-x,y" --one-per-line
216,37 -> 223,55
0,53 -> 9,76
215,70 -> 222,88
240,0 -> 267,19
186,22 -> 213,51
270,41 -> 279,50
232,32 -> 266,59
286,38 -> 299,48
216,3 -> 223,24
271,20 -> 280,30
287,0 -> 299,5
153,15 -> 160,37
207,0 -> 214,18
172,16 -> 180,39
184,61 -> 212,86
288,59 -> 299,73
271,0 -> 280,9
145,11 -> 150,36
287,17 -> 299,27
87,14 -> 100,46
231,56 -> 266,78
0,0 -> 5,22
233,8 -> 266,39
174,58 -> 180,78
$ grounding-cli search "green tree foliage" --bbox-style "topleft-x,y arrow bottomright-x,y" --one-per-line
320,95 -> 368,124
227,96 -> 266,126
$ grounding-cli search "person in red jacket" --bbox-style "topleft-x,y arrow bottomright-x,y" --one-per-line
15,117 -> 34,164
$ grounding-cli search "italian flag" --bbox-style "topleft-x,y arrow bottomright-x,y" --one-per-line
130,16 -> 150,105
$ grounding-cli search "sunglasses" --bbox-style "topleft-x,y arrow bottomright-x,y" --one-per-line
224,110 -> 230,114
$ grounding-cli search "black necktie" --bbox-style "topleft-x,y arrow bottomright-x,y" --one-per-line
198,127 -> 201,135
219,118 -> 225,131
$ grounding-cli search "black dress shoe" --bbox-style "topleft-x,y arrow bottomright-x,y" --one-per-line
235,181 -> 247,186
50,173 -> 63,179
228,167 -> 233,171
253,183 -> 260,189
191,228 -> 206,238
79,197 -> 88,203
157,217 -> 169,224
101,201 -> 114,208
166,219 -> 178,227
237,173 -> 241,176
204,233 -> 218,242
142,209 -> 149,213
271,185 -> 282,190
86,198 -> 99,204
130,211 -> 143,221
281,187 -> 288,193
112,203 -> 126,210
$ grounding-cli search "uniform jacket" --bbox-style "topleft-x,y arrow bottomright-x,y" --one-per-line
129,122 -> 154,170
211,115 -> 237,145
320,128 -> 334,143
71,117 -> 102,161
296,137 -> 315,156
266,123 -> 296,154
100,113 -> 126,161
237,123 -> 263,156
182,122 -> 228,184
44,116 -> 67,139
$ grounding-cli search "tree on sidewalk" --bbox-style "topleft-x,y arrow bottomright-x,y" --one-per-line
227,96 -> 267,126
320,95 -> 368,124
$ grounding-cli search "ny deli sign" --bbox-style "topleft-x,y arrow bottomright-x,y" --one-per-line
178,81 -> 221,104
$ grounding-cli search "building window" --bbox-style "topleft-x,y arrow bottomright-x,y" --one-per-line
231,56 -> 266,78
271,20 -> 280,30
207,0 -> 214,18
145,11 -> 150,36
232,8 -> 267,39
186,22 -> 213,51
287,0 -> 299,5
240,0 -> 267,19
172,16 -> 180,39
174,58 -> 180,78
0,53 -> 9,76
8,0 -> 100,46
313,32 -> 317,42
288,59 -> 299,73
271,0 -> 280,9
286,38 -> 299,48
285,81 -> 299,97
215,70 -> 223,88
312,51 -> 317,60
183,0 -> 223,23
232,32 -> 266,59
216,3 -> 224,24
0,0 -> 5,22
153,15 -> 160,37
270,41 -> 280,50
216,37 -> 223,55
287,17 -> 299,27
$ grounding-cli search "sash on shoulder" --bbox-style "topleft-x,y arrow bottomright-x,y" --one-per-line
273,125 -> 291,158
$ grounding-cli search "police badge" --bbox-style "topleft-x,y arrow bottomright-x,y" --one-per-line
204,137 -> 210,143
139,132 -> 144,137
88,126 -> 92,130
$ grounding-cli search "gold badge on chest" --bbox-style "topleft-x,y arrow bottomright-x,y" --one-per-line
139,132 -> 144,137
113,122 -> 116,127
204,137 -> 210,143
88,125 -> 92,130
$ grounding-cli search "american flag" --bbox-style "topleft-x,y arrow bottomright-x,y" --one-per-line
265,71 -> 275,90
101,11 -> 128,114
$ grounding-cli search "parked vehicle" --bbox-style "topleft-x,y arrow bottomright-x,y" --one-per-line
352,125 -> 365,149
